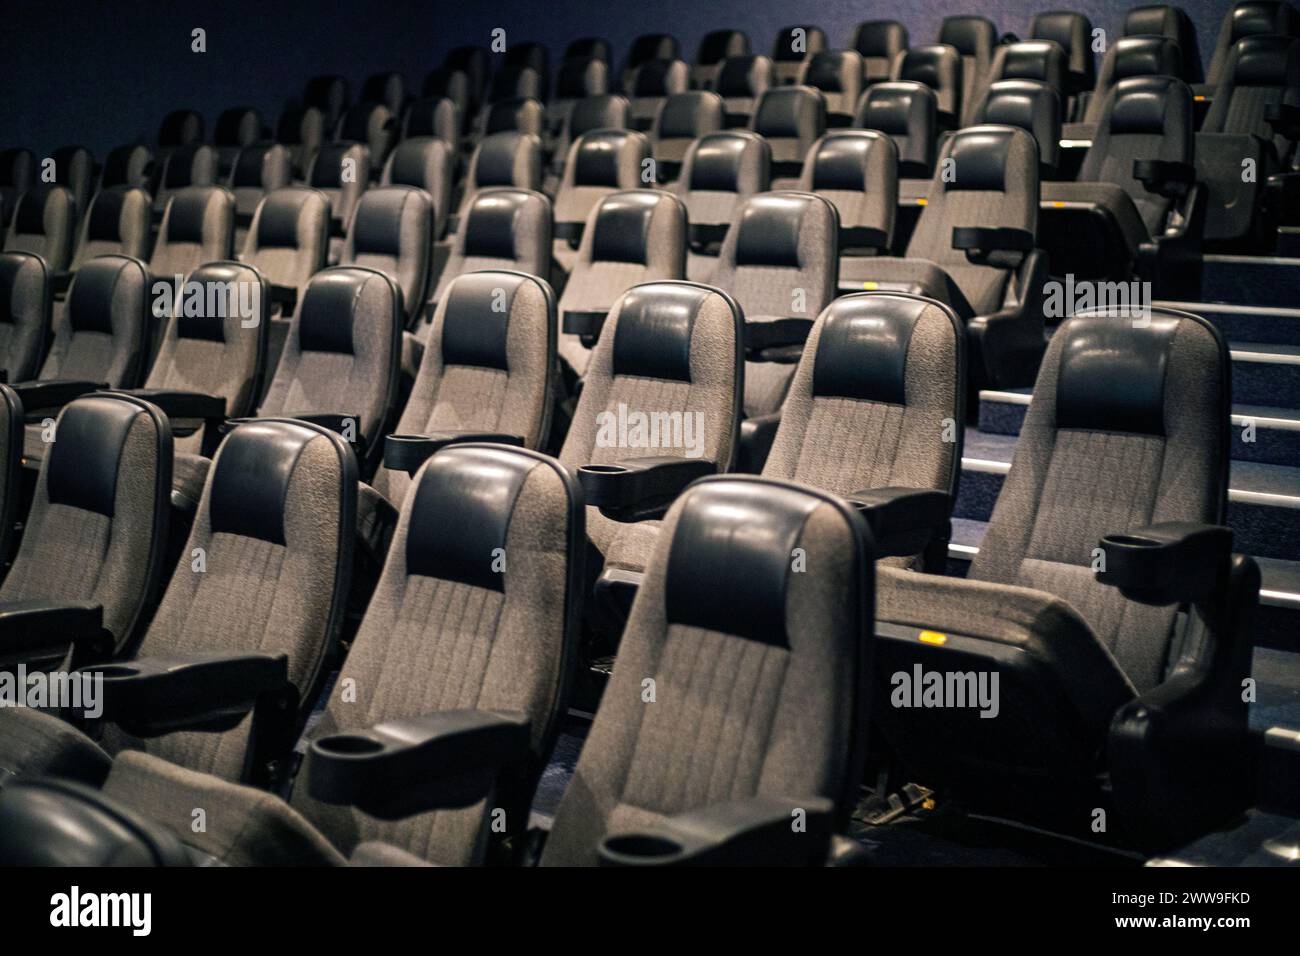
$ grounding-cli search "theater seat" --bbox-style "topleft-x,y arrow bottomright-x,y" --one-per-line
1200,0 -> 1300,93
1064,35 -> 1182,139
938,16 -> 996,121
621,33 -> 679,90
380,137 -> 453,241
4,186 -> 75,273
750,85 -> 826,185
892,44 -> 964,129
238,186 -> 329,320
49,146 -> 94,219
70,187 -> 151,271
149,186 -> 235,284
669,131 -> 770,281
969,80 -> 1063,177
479,97 -> 546,140
152,143 -> 217,214
1030,10 -> 1096,97
717,55 -> 776,127
362,72 -> 406,115
226,143 -> 292,243
276,105 -> 326,178
339,187 -> 431,328
213,108 -> 263,177
841,125 -> 1047,394
546,94 -> 630,193
1123,4 -> 1203,84
648,91 -> 723,183
963,40 -> 1067,128
772,25 -> 827,85
304,75 -> 350,130
799,130 -> 898,264
336,102 -> 397,175
855,81 -> 939,178
556,190 -> 685,378
453,132 -> 543,229
305,143 -> 370,260
624,58 -> 689,131
566,37 -> 612,65
0,149 -> 35,228
548,57 -> 610,135
400,96 -> 458,144
99,144 -> 152,192
0,252 -> 50,385
551,129 -> 650,272
872,307 -> 1257,852
798,50 -> 863,126
852,19 -> 910,87
694,29 -> 750,89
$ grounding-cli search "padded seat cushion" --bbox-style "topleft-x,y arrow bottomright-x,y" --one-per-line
1041,181 -> 1153,253
838,257 -> 974,315
0,708 -> 112,786
172,452 -> 211,505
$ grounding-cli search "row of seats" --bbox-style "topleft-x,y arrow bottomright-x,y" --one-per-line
0,270 -> 1257,863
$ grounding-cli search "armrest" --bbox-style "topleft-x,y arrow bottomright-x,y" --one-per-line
1265,103 -> 1300,142
307,709 -> 531,819
118,389 -> 226,422
1132,159 -> 1196,200
846,487 -> 951,558
577,456 -> 716,522
50,272 -> 75,297
553,221 -> 584,246
688,223 -> 730,248
951,226 -> 1034,268
74,650 -> 291,737
598,795 -> 835,866
12,379 -> 108,420
281,412 -> 365,450
744,318 -> 814,356
738,412 -> 782,474
0,600 -> 110,666
840,226 -> 890,254
268,284 -> 298,313
1096,521 -> 1232,606
234,211 -> 254,230
383,432 -> 524,475
561,310 -> 608,347
329,216 -> 346,237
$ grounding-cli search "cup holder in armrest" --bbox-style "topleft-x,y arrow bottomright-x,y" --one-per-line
580,464 -> 630,474
219,416 -> 258,436
1097,523 -> 1232,605
577,458 -> 715,521
598,833 -> 689,866
92,664 -> 141,679
313,732 -> 387,757
383,432 -> 525,475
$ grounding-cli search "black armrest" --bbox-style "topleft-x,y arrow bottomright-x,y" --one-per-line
0,600 -> 110,666
744,318 -> 814,357
561,310 -> 609,347
1133,159 -> 1196,200
952,226 -> 1034,267
846,487 -> 951,558
553,221 -> 584,246
1265,103 -> 1300,142
307,709 -> 531,819
738,412 -> 782,474
282,412 -> 365,449
688,223 -> 730,248
12,380 -> 108,420
578,456 -> 716,522
268,284 -> 298,312
383,432 -> 524,475
598,795 -> 835,866
50,272 -> 75,297
117,389 -> 225,422
1097,521 -> 1232,606
840,226 -> 889,254
74,650 -> 291,737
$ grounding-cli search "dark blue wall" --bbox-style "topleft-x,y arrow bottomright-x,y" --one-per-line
1,0 -> 1233,158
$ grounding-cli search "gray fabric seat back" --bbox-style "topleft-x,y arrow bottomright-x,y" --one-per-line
1080,76 -> 1193,235
335,102 -> 396,174
304,75 -> 350,129
456,133 -> 543,220
226,144 -> 292,220
427,188 -> 551,311
559,281 -> 743,555
763,292 -> 963,566
1202,34 -> 1300,155
259,266 -> 400,457
5,186 -> 75,273
2,393 -> 171,655
624,58 -> 690,129
121,417 -> 355,781
541,473 -> 872,865
362,72 -> 406,115
1203,0 -> 1300,85
892,44 -> 964,121
750,86 -> 827,177
381,138 -> 453,240
0,252 -> 50,383
938,15 -> 996,120
297,443 -> 582,865
771,25 -> 828,84
716,55 -> 776,125
149,186 -> 236,282
153,143 -> 217,213
401,96 -> 459,144
556,191 -> 686,375
306,143 -> 371,232
99,144 -> 153,191
1081,35 -> 1183,126
798,130 -> 898,242
852,20 -> 910,85
966,41 -> 1068,126
71,186 -> 152,268
276,105 -> 326,177
144,260 -> 269,453
671,131 -> 770,229
649,92 -> 724,173
969,308 -> 1228,692
906,126 -> 1039,315
711,191 -> 838,416
1030,11 -> 1096,92
0,149 -> 35,226
552,129 -> 651,227
50,146 -> 94,218
39,254 -> 148,387
972,80 -> 1064,172
798,50 -> 864,120
854,81 -> 939,177
694,30 -> 750,89
340,186 -> 433,324
239,187 -> 329,304
376,272 -> 556,507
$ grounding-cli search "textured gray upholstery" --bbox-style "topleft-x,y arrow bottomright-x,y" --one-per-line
550,96 -> 631,184
798,130 -> 898,256
749,86 -> 827,184
1203,0 -> 1300,86
964,40 -> 1068,127
542,474 -> 871,865
798,50 -> 864,121
381,138 -> 453,240
340,186 -> 432,325
306,143 -> 370,256
0,252 -> 50,384
238,187 -> 329,315
277,105 -> 326,177
4,187 -> 75,273
892,45 -> 964,120
226,144 -> 292,223
671,131 -> 770,281
648,91 -> 724,174
1202,35 -> 1300,156
938,15 -> 996,121
709,192 -> 838,416
1070,35 -> 1182,132
552,129 -> 651,271
557,190 -> 686,376
149,186 -> 236,283
36,254 -> 149,389
455,132 -> 543,222
559,281 -> 742,556
71,187 -> 151,270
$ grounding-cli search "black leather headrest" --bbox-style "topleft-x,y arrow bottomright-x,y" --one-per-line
689,133 -> 752,191
69,256 -> 138,335
699,29 -> 749,64
944,127 -> 1018,191
1108,76 -> 1184,135
630,33 -> 679,66
0,148 -> 34,187
309,144 -> 354,188
977,81 -> 1062,161
657,92 -> 711,138
753,87 -> 820,138
1056,313 -> 1184,437
297,269 -> 368,355
612,282 -> 710,382
1113,36 -> 1182,81
505,43 -> 548,74
853,20 -> 908,58
385,140 -> 436,189
210,419 -> 322,544
256,191 -> 307,248
557,58 -> 601,98
0,253 -> 39,321
939,16 -> 996,57
734,194 -> 808,266
47,395 -> 145,517
13,189 -> 46,235
804,52 -> 851,92
898,45 -> 962,92
666,478 -> 823,645
51,146 -> 89,181
566,37 -> 612,63
633,58 -> 679,95
339,103 -> 382,142
363,72 -> 404,105
231,144 -> 272,188
773,25 -> 826,62
86,188 -> 126,241
164,144 -> 204,188
350,188 -> 415,257
215,108 -> 258,147
177,262 -> 258,342
489,65 -> 540,102
590,192 -> 660,264
439,271 -> 522,372
858,82 -> 937,136
159,109 -> 203,148
812,294 -> 930,405
570,95 -> 627,137
163,188 -> 213,243
717,56 -> 764,97
474,132 -> 525,186
1031,11 -> 1087,50
304,75 -> 348,115
573,130 -> 632,187
1124,5 -> 1180,37
404,98 -> 452,138
485,97 -> 538,135
406,445 -> 536,590
276,105 -> 317,144
1231,0 -> 1298,42
811,131 -> 881,191
999,41 -> 1065,85
463,190 -> 524,259
1231,34 -> 1300,85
